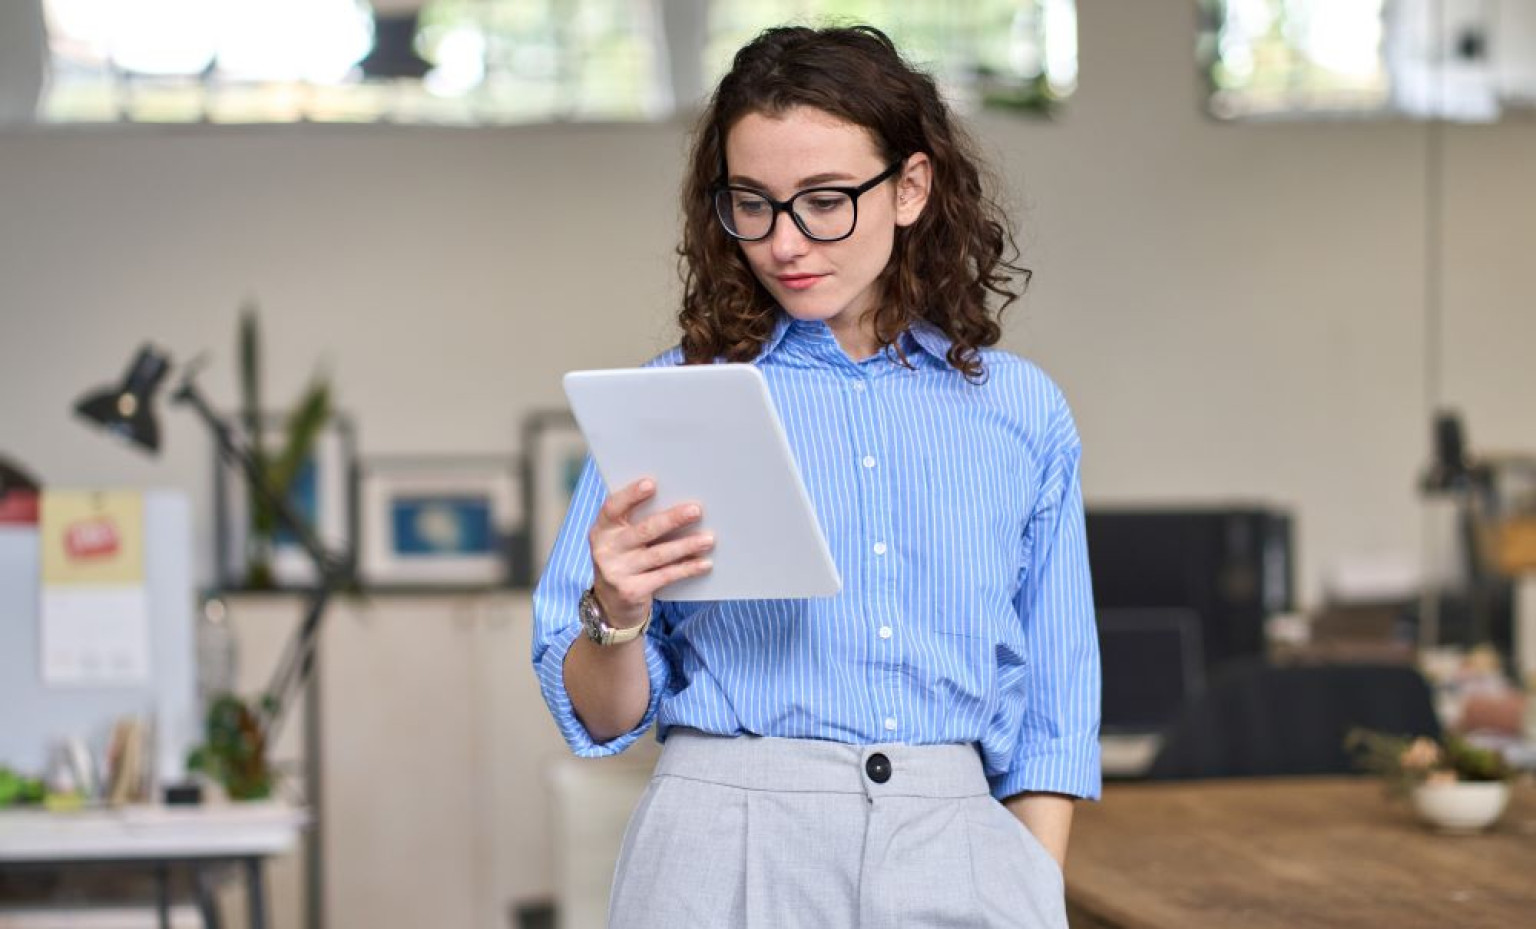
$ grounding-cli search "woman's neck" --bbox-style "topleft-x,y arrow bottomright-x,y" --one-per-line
824,311 -> 879,362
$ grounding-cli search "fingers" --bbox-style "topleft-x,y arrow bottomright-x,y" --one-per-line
629,529 -> 716,575
587,479 -> 714,628
623,502 -> 704,549
591,480 -> 704,551
640,555 -> 714,590
599,554 -> 714,615
591,527 -> 715,597
597,477 -> 657,527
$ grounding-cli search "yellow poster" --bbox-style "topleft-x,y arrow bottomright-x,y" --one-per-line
39,490 -> 151,686
40,490 -> 146,586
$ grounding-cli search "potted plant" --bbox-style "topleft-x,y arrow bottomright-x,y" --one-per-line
237,302 -> 332,590
187,694 -> 273,801
1347,728 -> 1514,833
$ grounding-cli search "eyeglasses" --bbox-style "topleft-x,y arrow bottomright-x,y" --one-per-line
711,159 -> 906,243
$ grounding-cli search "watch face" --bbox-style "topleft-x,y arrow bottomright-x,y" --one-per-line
579,589 -> 604,641
579,588 -> 646,645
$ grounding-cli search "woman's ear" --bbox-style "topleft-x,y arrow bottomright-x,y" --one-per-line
894,153 -> 933,227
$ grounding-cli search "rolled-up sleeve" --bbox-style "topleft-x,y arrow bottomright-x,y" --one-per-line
994,392 -> 1102,801
531,454 -> 674,757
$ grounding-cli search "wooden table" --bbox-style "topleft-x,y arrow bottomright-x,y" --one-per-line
1066,776 -> 1536,929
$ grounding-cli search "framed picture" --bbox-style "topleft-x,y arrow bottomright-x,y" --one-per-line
521,410 -> 589,579
359,456 -> 522,589
213,413 -> 358,590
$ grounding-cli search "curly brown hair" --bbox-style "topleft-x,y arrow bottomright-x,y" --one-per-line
677,24 -> 1028,381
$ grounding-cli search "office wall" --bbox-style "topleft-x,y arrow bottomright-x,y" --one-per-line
3,0 -> 1535,609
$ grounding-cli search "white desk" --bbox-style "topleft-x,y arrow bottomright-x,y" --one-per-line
0,803 -> 307,929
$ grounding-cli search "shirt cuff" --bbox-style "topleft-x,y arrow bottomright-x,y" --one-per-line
990,733 -> 1102,802
535,622 -> 669,757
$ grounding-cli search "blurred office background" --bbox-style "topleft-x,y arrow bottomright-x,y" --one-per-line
2,1 -> 1535,927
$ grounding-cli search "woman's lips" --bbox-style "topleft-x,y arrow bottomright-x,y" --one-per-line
778,274 -> 826,291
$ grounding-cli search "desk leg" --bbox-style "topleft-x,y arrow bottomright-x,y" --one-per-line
156,864 -> 172,929
193,864 -> 224,929
245,858 -> 269,929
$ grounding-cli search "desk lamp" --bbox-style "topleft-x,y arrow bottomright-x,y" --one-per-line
74,344 -> 353,744
1418,410 -> 1496,650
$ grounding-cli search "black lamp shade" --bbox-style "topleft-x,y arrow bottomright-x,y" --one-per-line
73,345 -> 171,453
358,13 -> 432,80
1433,411 -> 1467,474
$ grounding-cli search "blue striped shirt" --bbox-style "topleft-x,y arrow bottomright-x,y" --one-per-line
532,313 -> 1101,801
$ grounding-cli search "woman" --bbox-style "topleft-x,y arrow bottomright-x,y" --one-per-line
533,24 -> 1099,929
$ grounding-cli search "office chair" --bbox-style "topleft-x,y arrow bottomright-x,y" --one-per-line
1144,658 -> 1441,780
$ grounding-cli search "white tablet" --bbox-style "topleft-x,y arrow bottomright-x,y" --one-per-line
562,364 -> 841,602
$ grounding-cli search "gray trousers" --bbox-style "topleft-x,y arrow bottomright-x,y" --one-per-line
608,730 -> 1068,929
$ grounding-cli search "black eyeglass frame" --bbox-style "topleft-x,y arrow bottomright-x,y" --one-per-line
711,158 -> 907,243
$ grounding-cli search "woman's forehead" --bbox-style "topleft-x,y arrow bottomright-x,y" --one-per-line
723,107 -> 884,181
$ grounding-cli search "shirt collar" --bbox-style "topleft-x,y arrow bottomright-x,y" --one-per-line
753,312 -> 797,362
755,311 -> 954,369
903,319 -> 954,368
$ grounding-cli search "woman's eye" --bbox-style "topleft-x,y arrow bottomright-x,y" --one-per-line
734,197 -> 769,214
805,196 -> 846,213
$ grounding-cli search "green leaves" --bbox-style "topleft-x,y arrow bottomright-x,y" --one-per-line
186,693 -> 273,801
269,378 -> 332,497
1441,733 -> 1512,782
237,301 -> 332,587
1346,727 -> 1513,797
0,766 -> 46,807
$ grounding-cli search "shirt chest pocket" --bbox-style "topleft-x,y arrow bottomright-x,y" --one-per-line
909,446 -> 1029,638
915,439 -> 1026,558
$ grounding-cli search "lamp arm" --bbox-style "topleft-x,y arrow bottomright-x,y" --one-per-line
170,373 -> 340,574
170,369 -> 353,738
260,579 -> 341,744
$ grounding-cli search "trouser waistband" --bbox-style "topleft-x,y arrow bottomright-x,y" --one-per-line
655,728 -> 991,799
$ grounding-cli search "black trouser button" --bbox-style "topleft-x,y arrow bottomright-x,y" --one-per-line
865,752 -> 891,784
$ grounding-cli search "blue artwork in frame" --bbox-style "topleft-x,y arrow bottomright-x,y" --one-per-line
359,457 -> 521,588
390,495 -> 496,557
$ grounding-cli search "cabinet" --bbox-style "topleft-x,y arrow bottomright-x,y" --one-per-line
220,593 -> 655,929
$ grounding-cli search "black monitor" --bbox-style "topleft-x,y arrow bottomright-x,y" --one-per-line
1098,607 -> 1205,734
1086,506 -> 1293,673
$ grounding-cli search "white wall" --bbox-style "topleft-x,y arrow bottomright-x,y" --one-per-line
3,0 -> 1535,608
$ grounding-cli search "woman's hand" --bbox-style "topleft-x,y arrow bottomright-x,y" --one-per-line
588,478 -> 714,629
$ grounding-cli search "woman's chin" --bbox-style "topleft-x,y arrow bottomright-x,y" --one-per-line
777,298 -> 847,324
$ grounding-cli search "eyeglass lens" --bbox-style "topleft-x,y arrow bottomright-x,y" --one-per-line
715,189 -> 856,241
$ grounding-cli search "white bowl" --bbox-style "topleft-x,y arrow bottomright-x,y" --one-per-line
1410,781 -> 1510,833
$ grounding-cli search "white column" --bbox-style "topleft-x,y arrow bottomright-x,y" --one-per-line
656,0 -> 710,117
0,0 -> 47,125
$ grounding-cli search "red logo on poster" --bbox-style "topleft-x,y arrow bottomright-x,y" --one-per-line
65,519 -> 121,560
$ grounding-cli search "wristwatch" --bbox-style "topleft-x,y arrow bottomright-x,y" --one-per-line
579,586 -> 651,646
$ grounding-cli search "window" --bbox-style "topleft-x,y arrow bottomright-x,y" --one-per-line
1200,0 -> 1392,118
42,0 -> 662,124
706,0 -> 1077,114
1202,0 -> 1536,121
35,0 -> 1075,125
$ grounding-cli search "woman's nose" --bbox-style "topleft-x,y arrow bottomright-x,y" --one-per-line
769,212 -> 811,262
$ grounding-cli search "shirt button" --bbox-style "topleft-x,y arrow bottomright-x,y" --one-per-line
883,717 -> 898,732
878,625 -> 892,639
862,456 -> 877,469
852,381 -> 867,392
873,541 -> 888,556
